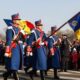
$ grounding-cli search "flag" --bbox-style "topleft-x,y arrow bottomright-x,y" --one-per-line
4,19 -> 35,34
75,29 -> 80,40
16,20 -> 35,34
4,19 -> 12,26
68,12 -> 80,31
68,12 -> 80,40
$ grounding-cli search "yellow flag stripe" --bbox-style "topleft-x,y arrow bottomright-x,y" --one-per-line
75,29 -> 80,41
16,20 -> 31,34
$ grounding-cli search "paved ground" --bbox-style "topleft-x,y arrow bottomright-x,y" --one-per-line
0,66 -> 80,80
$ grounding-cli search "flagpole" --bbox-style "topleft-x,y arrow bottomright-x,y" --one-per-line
47,12 -> 80,39
32,12 -> 80,46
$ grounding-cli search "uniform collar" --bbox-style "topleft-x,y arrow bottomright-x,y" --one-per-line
36,27 -> 43,33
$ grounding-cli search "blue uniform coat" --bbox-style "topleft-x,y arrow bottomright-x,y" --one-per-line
27,29 -> 47,70
5,27 -> 24,70
47,35 -> 60,69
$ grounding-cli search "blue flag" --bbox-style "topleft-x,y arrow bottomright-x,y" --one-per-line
4,19 -> 12,26
68,12 -> 80,31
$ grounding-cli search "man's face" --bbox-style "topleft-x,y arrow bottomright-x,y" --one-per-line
37,25 -> 43,30
13,19 -> 20,24
51,30 -> 56,35
63,35 -> 67,39
12,19 -> 20,27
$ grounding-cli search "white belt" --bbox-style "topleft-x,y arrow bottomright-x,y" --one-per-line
18,41 -> 23,43
39,42 -> 44,46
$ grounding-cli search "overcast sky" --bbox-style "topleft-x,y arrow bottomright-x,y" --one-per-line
0,0 -> 80,36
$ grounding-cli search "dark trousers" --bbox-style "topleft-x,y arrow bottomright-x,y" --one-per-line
3,70 -> 19,80
44,68 -> 59,79
54,68 -> 58,77
40,70 -> 45,80
29,70 -> 45,80
61,56 -> 68,71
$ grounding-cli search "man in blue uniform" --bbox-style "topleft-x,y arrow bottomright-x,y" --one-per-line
47,26 -> 60,79
27,20 -> 47,80
3,13 -> 24,80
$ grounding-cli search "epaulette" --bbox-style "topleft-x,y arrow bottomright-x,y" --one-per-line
49,36 -> 55,42
49,36 -> 53,39
7,26 -> 13,29
7,26 -> 15,38
31,29 -> 36,33
31,29 -> 37,40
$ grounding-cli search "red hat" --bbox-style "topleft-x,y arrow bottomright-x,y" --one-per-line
35,20 -> 43,26
11,13 -> 20,20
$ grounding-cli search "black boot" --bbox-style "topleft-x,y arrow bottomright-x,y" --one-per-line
24,66 -> 30,74
33,70 -> 39,77
40,70 -> 45,80
44,70 -> 48,76
3,72 -> 7,80
3,71 -> 10,80
54,68 -> 60,79
28,70 -> 34,80
13,71 -> 19,80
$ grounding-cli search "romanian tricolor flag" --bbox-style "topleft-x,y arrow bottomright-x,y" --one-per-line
4,19 -> 35,34
16,20 -> 34,34
68,12 -> 80,41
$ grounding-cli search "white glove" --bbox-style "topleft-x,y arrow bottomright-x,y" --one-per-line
20,30 -> 25,35
39,42 -> 44,45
